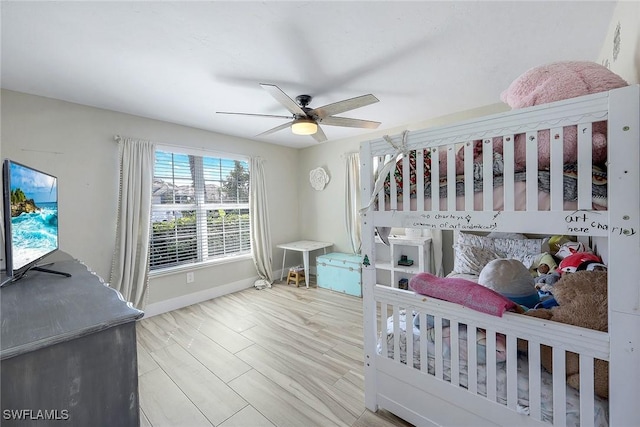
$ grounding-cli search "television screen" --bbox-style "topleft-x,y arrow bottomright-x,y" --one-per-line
3,159 -> 59,280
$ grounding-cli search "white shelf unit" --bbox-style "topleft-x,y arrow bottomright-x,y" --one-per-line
375,235 -> 431,288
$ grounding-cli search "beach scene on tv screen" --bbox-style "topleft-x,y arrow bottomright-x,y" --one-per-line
9,162 -> 58,271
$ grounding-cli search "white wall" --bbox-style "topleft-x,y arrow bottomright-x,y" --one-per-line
1,90 -> 300,306
598,1 -> 640,84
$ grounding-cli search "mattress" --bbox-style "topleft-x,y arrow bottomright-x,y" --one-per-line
378,310 -> 609,427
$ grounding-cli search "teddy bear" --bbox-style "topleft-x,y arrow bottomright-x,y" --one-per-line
524,270 -> 609,399
462,61 -> 628,170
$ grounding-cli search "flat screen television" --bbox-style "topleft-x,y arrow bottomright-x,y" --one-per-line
2,159 -> 59,284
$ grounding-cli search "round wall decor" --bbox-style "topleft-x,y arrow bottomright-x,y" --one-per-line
309,167 -> 329,191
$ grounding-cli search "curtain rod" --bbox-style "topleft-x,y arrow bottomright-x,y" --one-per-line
340,151 -> 359,159
113,134 -> 249,161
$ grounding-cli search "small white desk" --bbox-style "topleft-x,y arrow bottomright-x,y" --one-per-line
277,240 -> 333,288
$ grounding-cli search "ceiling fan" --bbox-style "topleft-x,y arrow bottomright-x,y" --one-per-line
217,83 -> 381,142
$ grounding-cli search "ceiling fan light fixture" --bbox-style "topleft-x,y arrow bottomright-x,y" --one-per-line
291,118 -> 317,135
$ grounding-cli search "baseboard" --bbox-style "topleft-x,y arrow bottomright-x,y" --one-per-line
143,275 -> 257,318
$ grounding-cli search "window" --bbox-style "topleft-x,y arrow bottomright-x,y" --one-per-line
149,149 -> 250,272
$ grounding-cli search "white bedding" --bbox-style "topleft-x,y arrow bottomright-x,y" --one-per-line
379,311 -> 609,427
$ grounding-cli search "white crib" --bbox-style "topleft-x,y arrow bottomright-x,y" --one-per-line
359,85 -> 640,426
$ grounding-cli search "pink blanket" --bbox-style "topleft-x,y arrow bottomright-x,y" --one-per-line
409,273 -> 519,317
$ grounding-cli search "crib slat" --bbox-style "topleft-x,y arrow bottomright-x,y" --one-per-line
406,308 -> 414,368
526,132 -> 539,211
416,149 -> 425,211
528,341 -> 542,421
435,316 -> 444,380
389,161 -> 398,211
482,139 -> 493,211
464,142 -> 474,210
380,302 -> 388,359
450,320 -> 460,386
431,148 -> 440,211
550,128 -> 564,211
506,335 -> 518,410
552,347 -> 567,427
467,325 -> 478,394
402,153 -> 410,212
446,145 -> 456,211
577,122 -> 593,210
486,329 -> 497,402
393,306 -> 400,362
419,312 -> 428,373
579,355 -> 595,427
377,156 -> 387,212
502,135 -> 515,211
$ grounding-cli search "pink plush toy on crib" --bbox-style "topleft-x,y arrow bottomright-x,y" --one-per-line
464,61 -> 628,170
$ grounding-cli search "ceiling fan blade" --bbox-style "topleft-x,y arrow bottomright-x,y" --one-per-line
311,94 -> 379,119
259,83 -> 306,116
311,125 -> 327,143
319,116 -> 381,129
256,121 -> 294,137
217,111 -> 293,120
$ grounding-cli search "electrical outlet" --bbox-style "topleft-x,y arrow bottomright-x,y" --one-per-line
186,272 -> 195,283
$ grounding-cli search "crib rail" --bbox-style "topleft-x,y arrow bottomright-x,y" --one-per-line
374,284 -> 609,427
360,90 -> 611,236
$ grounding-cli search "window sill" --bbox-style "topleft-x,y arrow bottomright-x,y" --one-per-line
148,253 -> 253,279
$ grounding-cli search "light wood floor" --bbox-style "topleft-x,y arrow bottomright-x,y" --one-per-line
136,277 -> 413,427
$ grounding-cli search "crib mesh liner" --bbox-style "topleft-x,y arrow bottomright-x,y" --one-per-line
377,310 -> 608,427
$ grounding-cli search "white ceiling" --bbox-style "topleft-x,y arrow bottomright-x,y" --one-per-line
1,1 -> 616,148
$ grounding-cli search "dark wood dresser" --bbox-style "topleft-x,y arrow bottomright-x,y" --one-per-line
1,253 -> 143,426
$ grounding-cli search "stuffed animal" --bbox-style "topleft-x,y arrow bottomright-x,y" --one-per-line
534,272 -> 560,292
524,270 -> 609,398
465,61 -> 628,170
532,252 -> 557,276
531,252 -> 559,293
557,251 -> 605,274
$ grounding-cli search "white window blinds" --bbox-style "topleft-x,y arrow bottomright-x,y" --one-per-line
149,150 -> 250,271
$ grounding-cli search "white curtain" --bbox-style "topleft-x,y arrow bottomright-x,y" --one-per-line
250,157 -> 274,287
109,137 -> 155,309
345,153 -> 361,253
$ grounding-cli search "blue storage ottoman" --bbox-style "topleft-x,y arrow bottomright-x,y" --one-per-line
316,252 -> 362,297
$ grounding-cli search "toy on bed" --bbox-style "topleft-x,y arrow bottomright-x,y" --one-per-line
478,259 -> 540,309
524,269 -> 609,399
532,238 -> 591,289
535,249 -> 603,292
469,61 -> 629,170
531,252 -> 557,276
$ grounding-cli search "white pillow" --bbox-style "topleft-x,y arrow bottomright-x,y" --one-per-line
457,231 -> 544,270
456,232 -> 495,250
452,244 -> 501,275
492,237 -> 544,269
